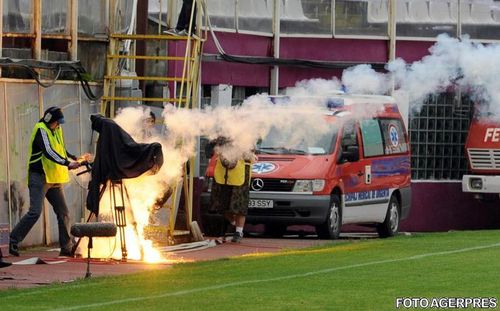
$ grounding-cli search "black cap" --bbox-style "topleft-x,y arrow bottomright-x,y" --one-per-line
42,107 -> 65,124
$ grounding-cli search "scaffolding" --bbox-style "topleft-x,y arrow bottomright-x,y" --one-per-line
100,0 -> 206,244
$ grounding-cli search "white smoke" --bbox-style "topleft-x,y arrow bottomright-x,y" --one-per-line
342,64 -> 390,95
110,34 -> 500,189
394,34 -> 500,114
163,94 -> 331,164
387,34 -> 463,113
288,78 -> 342,96
329,34 -> 500,116
111,97 -> 332,193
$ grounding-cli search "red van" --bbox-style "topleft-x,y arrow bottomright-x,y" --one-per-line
201,94 -> 411,239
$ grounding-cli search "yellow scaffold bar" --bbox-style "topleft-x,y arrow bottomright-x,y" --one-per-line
110,34 -> 191,40
102,96 -> 187,102
105,75 -> 188,82
107,55 -> 192,61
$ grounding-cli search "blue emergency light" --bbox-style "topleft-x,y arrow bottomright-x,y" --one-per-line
326,98 -> 344,109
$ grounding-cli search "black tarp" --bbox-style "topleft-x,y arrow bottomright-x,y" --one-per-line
86,114 -> 163,214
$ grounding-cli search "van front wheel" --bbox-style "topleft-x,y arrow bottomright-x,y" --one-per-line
377,195 -> 400,238
316,194 -> 341,239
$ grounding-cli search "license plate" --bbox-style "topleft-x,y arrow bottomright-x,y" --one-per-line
249,199 -> 273,209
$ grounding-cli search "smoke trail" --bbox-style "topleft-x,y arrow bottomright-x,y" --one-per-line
111,92 -> 339,188
163,94 -> 332,164
111,34 -> 500,188
342,64 -> 389,95
387,34 -> 463,113
329,34 -> 500,116
399,34 -> 500,115
288,78 -> 342,96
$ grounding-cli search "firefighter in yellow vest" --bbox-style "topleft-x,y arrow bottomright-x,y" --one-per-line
9,107 -> 81,257
210,136 -> 256,243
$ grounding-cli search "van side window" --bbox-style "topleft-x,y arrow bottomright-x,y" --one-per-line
360,119 -> 384,157
341,122 -> 358,150
380,119 -> 408,155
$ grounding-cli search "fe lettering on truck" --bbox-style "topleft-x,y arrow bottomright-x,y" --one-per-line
484,128 -> 500,142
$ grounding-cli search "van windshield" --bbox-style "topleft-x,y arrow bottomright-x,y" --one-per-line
256,124 -> 338,155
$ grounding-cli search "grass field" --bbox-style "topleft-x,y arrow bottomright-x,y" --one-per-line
1,230 -> 500,310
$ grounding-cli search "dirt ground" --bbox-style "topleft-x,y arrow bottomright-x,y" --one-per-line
0,234 -> 338,290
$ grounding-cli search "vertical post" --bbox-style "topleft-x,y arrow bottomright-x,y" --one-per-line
85,237 -> 93,278
0,0 -> 3,76
159,0 -> 162,34
235,0 -> 239,32
270,0 -> 280,95
167,0 -> 178,30
33,0 -> 42,60
136,0 -> 148,94
0,6 -> 5,232
78,86 -> 85,222
457,0 -> 462,39
388,0 -> 396,95
3,83 -> 12,231
108,0 -> 117,116
456,0 -> 462,111
331,0 -> 335,36
167,0 -> 179,104
69,0 -> 78,61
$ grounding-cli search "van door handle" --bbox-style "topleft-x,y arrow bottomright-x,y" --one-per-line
357,171 -> 364,176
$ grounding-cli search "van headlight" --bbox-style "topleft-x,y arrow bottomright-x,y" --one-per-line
470,178 -> 483,190
293,179 -> 325,192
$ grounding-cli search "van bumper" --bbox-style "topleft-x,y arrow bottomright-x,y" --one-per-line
200,192 -> 331,225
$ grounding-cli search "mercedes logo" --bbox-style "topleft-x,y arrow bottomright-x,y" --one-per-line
251,178 -> 264,191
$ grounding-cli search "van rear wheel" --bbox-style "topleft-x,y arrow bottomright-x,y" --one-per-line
316,194 -> 341,239
377,195 -> 400,238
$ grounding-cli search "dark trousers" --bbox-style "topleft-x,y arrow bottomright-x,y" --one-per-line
10,172 -> 72,251
176,0 -> 196,32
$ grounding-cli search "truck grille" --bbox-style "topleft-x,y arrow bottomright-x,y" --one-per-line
468,148 -> 500,170
250,178 -> 295,192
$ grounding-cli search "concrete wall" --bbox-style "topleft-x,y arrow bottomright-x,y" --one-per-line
0,80 -> 100,247
401,182 -> 500,232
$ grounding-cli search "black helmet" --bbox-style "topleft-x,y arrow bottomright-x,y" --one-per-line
42,106 -> 65,124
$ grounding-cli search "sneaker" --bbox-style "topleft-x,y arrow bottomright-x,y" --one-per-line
9,242 -> 19,257
231,231 -> 243,243
164,29 -> 189,36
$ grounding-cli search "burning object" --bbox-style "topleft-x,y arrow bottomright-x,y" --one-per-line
78,114 -> 164,261
87,114 -> 164,215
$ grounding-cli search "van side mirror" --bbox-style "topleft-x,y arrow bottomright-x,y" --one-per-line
340,146 -> 359,163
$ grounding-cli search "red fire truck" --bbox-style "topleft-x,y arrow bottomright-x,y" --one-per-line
462,116 -> 500,199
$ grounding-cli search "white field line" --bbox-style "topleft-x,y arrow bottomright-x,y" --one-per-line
47,242 -> 500,311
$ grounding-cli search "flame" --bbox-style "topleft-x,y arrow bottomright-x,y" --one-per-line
75,107 -> 191,264
77,174 -> 173,264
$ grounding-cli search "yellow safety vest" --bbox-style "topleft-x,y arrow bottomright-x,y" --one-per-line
214,158 -> 251,186
27,122 -> 70,184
